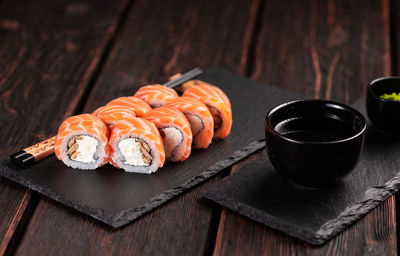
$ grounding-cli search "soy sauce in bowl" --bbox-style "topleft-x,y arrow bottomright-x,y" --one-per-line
275,116 -> 355,142
265,100 -> 366,188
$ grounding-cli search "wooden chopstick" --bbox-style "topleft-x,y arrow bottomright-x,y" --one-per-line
163,67 -> 202,88
10,68 -> 203,168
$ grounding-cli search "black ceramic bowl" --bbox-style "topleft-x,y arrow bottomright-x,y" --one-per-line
265,100 -> 366,187
366,77 -> 400,135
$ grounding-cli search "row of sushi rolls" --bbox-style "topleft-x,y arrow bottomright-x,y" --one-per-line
54,80 -> 232,173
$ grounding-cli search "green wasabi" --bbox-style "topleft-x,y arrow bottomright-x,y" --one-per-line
380,92 -> 400,101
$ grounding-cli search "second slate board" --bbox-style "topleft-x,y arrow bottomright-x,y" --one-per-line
203,98 -> 400,245
0,66 -> 300,228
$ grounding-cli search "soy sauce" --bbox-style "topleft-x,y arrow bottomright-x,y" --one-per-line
274,116 -> 355,142
283,130 -> 348,142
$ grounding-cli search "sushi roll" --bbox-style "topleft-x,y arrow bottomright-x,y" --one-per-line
92,105 -> 136,127
134,84 -> 178,108
109,117 -> 165,173
106,96 -> 151,117
143,107 -> 192,162
54,114 -> 110,170
182,80 -> 232,139
164,97 -> 214,149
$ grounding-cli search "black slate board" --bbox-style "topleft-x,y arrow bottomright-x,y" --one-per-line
0,67 -> 301,228
203,98 -> 400,245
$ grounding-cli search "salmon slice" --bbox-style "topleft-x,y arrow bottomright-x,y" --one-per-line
134,84 -> 178,108
164,97 -> 213,149
93,105 -> 136,127
106,96 -> 151,117
143,107 -> 192,162
183,80 -> 232,139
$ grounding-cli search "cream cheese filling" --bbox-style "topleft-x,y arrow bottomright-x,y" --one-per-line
69,136 -> 98,163
186,114 -> 203,136
160,127 -> 183,158
118,138 -> 151,166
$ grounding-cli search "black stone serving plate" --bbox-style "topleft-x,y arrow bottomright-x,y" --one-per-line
0,67 -> 301,228
203,98 -> 400,245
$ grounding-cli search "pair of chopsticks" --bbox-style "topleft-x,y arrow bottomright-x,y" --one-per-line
10,68 -> 203,168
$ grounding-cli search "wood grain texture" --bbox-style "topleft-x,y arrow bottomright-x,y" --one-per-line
213,0 -> 397,255
0,186 -> 31,256
81,0 -> 260,110
251,0 -> 390,101
0,0 -> 129,253
394,0 -> 400,76
14,0 -> 258,255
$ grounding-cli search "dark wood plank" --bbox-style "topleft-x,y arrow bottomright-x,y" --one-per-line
0,0 -> 130,254
394,0 -> 400,77
0,185 -> 32,256
213,0 -> 396,255
251,0 -> 390,100
14,0 -> 259,255
79,0 -> 260,109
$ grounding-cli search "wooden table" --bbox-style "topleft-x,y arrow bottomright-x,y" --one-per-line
0,0 -> 398,255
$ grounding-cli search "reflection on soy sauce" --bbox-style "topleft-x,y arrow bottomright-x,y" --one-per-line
275,116 -> 355,142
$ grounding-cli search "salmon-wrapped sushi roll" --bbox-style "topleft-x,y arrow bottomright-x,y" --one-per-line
164,97 -> 213,149
134,84 -> 178,108
109,117 -> 165,173
55,114 -> 110,170
106,96 -> 151,117
183,80 -> 232,139
92,105 -> 136,127
143,107 -> 192,162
